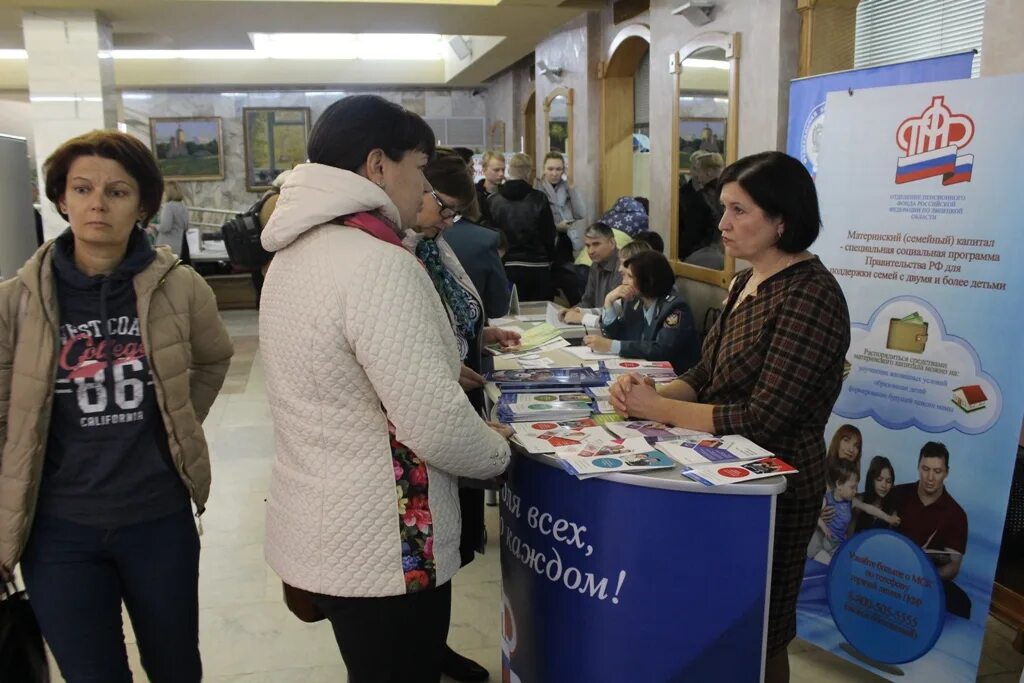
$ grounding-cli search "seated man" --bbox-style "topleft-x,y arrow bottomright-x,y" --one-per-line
583,250 -> 699,374
561,223 -> 621,325
890,442 -> 971,619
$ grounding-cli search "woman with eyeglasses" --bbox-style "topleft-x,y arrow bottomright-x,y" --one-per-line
259,95 -> 511,683
403,153 -> 519,682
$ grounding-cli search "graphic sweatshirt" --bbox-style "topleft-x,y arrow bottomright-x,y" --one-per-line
37,229 -> 189,527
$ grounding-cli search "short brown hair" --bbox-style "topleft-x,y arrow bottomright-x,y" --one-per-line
44,130 -> 164,226
623,250 -> 676,299
424,155 -> 475,209
543,152 -> 565,165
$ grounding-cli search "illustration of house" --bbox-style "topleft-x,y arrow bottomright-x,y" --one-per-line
952,384 -> 988,413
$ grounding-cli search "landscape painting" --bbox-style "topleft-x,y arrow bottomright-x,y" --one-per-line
149,117 -> 224,181
243,107 -> 311,192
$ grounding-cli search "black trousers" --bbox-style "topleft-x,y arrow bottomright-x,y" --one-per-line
505,264 -> 552,302
313,582 -> 453,683
21,508 -> 201,683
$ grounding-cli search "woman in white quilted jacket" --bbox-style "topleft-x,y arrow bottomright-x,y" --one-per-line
258,94 -> 512,683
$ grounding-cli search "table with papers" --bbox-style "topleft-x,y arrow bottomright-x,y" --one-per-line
489,304 -> 789,682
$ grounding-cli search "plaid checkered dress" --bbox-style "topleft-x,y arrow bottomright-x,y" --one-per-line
679,256 -> 850,654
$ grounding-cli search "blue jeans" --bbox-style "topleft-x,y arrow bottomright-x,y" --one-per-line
20,507 -> 201,683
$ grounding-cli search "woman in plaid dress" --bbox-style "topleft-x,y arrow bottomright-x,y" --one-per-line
610,151 -> 850,683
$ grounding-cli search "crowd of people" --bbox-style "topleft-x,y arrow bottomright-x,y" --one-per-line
0,94 -> 853,683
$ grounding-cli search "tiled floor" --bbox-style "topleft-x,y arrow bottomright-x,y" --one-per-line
45,310 -> 1024,682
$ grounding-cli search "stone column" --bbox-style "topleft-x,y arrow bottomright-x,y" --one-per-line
23,10 -> 117,238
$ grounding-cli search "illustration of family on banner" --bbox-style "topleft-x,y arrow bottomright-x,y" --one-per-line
793,64 -> 1024,681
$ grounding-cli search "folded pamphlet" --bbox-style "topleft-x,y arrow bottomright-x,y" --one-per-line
555,437 -> 677,478
680,457 -> 797,486
488,367 -> 608,390
607,421 -> 709,443
656,434 -> 773,467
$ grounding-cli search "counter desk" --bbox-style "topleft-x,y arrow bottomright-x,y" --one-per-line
489,341 -> 785,683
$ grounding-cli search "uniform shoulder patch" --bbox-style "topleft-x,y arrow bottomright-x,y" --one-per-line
664,311 -> 681,328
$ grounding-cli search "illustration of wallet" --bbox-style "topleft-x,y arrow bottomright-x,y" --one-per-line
886,312 -> 929,354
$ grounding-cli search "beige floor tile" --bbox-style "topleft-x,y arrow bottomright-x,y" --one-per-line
198,600 -> 343,678
205,663 -> 348,683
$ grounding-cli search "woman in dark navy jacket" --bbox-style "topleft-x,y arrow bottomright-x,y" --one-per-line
583,250 -> 699,373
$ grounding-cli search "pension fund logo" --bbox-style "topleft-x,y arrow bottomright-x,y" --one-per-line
895,96 -> 974,186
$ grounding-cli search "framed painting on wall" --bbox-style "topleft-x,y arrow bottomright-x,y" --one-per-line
243,107 -> 311,192
149,117 -> 225,181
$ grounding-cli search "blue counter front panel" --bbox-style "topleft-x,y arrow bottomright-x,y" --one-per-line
500,454 -> 777,683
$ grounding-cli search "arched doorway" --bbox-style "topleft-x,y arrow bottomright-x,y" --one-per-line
522,91 -> 536,161
600,25 -> 651,212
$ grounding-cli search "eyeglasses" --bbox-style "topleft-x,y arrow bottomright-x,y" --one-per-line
430,189 -> 460,221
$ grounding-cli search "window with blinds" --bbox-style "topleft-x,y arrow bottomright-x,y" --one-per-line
854,0 -> 984,77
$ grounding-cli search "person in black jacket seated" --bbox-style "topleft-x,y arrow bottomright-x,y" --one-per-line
583,250 -> 699,374
488,153 -> 558,301
678,151 -> 724,260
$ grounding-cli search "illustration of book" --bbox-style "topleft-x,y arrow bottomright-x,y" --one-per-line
886,311 -> 928,354
951,384 -> 988,413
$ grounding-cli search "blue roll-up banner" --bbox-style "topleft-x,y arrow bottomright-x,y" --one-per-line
787,52 -> 975,177
500,454 -> 779,682
796,73 -> 1024,681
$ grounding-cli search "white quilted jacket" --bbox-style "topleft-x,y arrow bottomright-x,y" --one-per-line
259,163 -> 511,597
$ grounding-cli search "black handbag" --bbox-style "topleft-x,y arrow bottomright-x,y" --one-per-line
0,579 -> 49,683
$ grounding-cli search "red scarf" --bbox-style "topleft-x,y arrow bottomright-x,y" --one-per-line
343,211 -> 403,247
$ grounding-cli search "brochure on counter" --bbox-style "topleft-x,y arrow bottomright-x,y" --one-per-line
487,322 -> 564,355
680,457 -> 798,487
601,359 -> 677,379
511,424 -> 614,454
655,434 -> 774,466
487,367 -> 608,390
607,421 -> 708,443
496,395 -> 594,423
554,437 -> 677,478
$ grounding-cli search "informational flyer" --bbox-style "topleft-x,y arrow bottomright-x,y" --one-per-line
796,75 -> 1024,682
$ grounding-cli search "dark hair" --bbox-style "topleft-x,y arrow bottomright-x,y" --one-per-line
919,441 -> 950,468
584,222 -> 614,241
424,155 -> 475,208
718,151 -> 821,253
623,250 -> 675,299
863,456 -> 895,508
632,231 -> 664,253
44,130 -> 164,226
633,196 -> 650,215
543,152 -> 565,165
307,94 -> 436,172
827,461 -> 859,488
